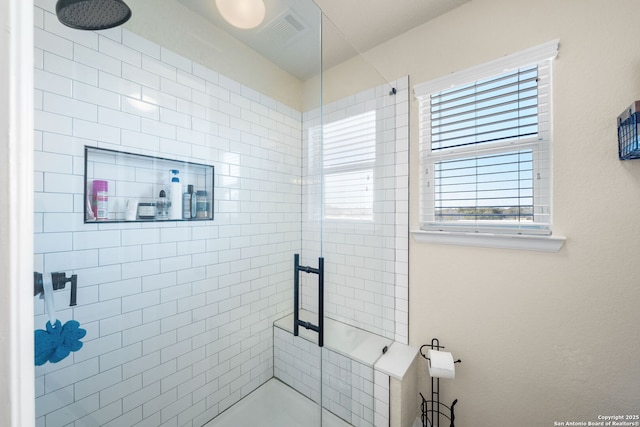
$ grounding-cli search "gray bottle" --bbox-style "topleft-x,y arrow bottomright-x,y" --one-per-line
183,185 -> 196,219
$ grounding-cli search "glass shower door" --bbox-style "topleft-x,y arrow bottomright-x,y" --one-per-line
309,11 -> 404,427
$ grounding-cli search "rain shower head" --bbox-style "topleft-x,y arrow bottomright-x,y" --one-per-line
56,0 -> 132,30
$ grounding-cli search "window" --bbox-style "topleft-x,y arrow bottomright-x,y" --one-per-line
415,40 -> 559,236
310,110 -> 376,220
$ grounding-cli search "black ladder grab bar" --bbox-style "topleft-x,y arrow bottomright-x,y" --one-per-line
293,254 -> 324,347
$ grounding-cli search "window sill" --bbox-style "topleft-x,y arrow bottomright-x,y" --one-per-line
411,229 -> 566,253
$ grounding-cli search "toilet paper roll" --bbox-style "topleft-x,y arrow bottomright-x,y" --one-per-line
427,349 -> 455,379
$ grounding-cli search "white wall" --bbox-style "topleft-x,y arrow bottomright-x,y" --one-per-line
124,0 -> 307,111
1,0 -> 35,425
329,0 -> 640,424
0,0 -> 11,418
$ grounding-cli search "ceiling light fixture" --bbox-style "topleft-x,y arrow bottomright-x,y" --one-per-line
215,0 -> 266,30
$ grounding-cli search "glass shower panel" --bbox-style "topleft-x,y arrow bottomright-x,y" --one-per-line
300,11 -> 405,427
318,12 -> 399,340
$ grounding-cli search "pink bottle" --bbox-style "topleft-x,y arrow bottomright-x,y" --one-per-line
92,180 -> 108,220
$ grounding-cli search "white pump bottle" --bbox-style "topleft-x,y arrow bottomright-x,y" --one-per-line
169,169 -> 182,220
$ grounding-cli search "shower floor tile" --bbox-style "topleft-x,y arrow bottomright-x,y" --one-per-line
203,378 -> 351,427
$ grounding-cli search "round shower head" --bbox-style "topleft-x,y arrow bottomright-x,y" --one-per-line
56,0 -> 132,30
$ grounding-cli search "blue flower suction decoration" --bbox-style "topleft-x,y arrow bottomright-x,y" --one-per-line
34,320 -> 86,366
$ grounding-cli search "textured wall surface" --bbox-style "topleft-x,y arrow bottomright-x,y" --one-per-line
333,0 -> 640,424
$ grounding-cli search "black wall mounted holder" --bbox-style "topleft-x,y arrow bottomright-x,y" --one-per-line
34,271 -> 78,306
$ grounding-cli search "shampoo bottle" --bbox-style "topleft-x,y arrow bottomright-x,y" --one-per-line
183,185 -> 195,219
169,169 -> 182,220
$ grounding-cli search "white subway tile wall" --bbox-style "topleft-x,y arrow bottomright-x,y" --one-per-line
274,326 -> 389,427
273,326 -> 322,403
34,2 -> 300,426
373,370 -> 391,427
33,1 -> 408,425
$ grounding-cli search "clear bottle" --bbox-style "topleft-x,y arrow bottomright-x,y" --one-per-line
156,190 -> 169,220
196,190 -> 208,219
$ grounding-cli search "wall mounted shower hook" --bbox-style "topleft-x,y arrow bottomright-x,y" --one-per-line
34,271 -> 78,306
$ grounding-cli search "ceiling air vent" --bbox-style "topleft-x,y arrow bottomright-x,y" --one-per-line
262,10 -> 307,45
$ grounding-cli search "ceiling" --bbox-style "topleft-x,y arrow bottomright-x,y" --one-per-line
315,0 -> 469,56
176,0 -> 470,80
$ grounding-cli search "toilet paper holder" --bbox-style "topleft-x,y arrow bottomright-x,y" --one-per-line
421,338 -> 461,367
419,338 -> 461,427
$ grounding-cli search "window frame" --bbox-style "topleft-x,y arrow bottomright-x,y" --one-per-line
412,40 -> 565,252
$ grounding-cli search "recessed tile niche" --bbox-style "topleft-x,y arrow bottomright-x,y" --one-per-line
84,146 -> 214,223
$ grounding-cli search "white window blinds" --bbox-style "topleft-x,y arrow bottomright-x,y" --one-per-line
431,66 -> 539,151
415,40 -> 558,235
310,110 -> 377,220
